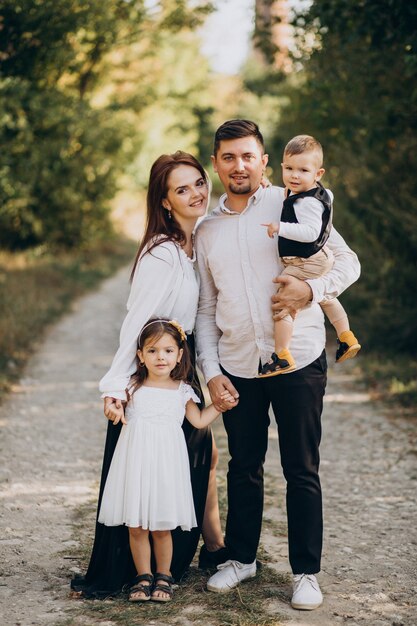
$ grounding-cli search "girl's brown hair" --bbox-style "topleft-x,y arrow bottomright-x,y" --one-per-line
130,151 -> 208,281
128,319 -> 193,397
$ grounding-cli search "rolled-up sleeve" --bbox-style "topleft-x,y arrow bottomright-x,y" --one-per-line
99,244 -> 178,400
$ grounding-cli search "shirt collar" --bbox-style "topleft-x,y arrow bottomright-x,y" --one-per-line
219,185 -> 264,215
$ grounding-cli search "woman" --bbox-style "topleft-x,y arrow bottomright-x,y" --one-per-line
71,152 -> 231,598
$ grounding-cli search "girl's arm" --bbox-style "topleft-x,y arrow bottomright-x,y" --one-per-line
185,391 -> 234,429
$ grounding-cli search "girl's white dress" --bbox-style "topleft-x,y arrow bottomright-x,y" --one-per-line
98,381 -> 200,531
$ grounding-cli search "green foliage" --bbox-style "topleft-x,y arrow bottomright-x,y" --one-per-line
0,0 -> 142,248
268,1 -> 417,355
360,353 -> 417,410
127,37 -> 216,187
0,77 -> 126,247
0,0 -> 214,250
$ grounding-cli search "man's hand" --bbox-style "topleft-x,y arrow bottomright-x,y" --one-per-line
272,275 -> 312,319
104,396 -> 127,425
207,375 -> 239,412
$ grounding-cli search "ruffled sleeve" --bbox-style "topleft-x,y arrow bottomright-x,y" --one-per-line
181,382 -> 201,405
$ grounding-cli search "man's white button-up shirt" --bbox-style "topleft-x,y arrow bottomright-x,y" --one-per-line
195,185 -> 360,382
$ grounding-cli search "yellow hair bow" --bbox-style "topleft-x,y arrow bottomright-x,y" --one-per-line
168,319 -> 186,342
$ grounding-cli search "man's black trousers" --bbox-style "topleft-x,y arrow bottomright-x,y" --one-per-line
222,351 -> 327,574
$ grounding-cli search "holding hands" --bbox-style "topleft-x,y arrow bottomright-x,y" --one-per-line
104,396 -> 127,425
208,375 -> 240,412
218,389 -> 238,405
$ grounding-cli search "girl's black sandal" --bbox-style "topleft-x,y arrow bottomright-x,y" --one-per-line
151,572 -> 175,602
128,573 -> 154,602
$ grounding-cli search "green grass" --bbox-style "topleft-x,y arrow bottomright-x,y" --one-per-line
65,546 -> 289,626
0,236 -> 137,403
66,563 -> 289,626
359,353 -> 417,415
326,333 -> 417,416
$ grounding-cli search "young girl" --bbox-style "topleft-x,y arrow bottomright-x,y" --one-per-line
98,318 -> 233,603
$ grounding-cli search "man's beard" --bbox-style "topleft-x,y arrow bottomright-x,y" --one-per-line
228,181 -> 252,195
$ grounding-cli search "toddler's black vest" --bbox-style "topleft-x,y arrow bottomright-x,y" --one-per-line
278,182 -> 333,258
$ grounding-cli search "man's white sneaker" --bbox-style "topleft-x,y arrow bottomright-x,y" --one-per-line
206,559 -> 257,593
291,574 -> 323,610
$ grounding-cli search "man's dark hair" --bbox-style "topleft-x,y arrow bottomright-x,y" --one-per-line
213,119 -> 265,155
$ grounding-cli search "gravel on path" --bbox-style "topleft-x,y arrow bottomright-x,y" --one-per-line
0,266 -> 130,626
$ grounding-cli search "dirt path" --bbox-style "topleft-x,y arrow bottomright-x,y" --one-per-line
0,266 -> 416,626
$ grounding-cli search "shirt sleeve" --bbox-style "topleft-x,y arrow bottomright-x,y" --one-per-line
195,223 -> 223,383
279,196 -> 326,243
99,243 -> 179,400
305,226 -> 361,303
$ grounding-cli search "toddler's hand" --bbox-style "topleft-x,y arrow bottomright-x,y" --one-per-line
261,222 -> 279,238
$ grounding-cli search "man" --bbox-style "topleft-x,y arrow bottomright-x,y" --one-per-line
195,120 -> 360,610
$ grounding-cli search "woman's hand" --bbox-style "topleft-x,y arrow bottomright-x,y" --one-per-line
104,396 -> 127,425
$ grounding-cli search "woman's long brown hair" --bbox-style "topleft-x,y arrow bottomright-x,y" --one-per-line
130,151 -> 208,281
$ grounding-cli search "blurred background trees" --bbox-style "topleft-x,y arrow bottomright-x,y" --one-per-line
1,0 -> 416,387
0,0 -> 214,248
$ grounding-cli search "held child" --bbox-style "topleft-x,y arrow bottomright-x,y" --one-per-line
98,318 -> 233,602
260,135 -> 361,377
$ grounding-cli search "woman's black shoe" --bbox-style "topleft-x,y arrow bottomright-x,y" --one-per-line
198,545 -> 229,569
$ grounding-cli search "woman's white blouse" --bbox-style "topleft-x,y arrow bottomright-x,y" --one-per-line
99,240 -> 199,401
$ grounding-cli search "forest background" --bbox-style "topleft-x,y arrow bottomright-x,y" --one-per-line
0,0 -> 416,408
